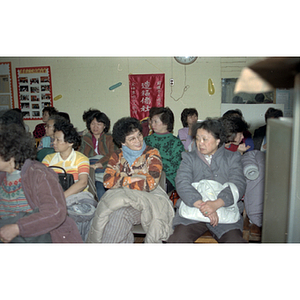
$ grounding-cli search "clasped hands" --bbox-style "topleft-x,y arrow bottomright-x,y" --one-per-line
193,198 -> 225,227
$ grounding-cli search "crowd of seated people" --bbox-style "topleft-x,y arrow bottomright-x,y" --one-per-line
0,104 -> 279,243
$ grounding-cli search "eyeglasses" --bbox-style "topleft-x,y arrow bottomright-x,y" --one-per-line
45,124 -> 54,128
126,133 -> 143,144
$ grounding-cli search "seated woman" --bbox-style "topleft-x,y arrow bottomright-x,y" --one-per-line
221,115 -> 254,155
86,117 -> 174,243
178,108 -> 199,151
167,118 -> 247,243
37,114 -> 58,151
79,111 -> 116,200
42,118 -> 90,200
42,118 -> 95,241
144,107 -> 185,193
33,106 -> 58,138
0,124 -> 82,243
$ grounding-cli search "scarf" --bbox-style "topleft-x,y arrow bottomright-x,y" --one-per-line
122,141 -> 146,166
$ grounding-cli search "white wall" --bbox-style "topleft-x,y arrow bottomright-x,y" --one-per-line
0,56 -> 265,134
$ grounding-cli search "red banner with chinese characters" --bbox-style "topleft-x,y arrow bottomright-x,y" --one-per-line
129,74 -> 165,120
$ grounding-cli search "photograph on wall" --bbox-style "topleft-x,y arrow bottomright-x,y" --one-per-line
0,62 -> 14,111
16,66 -> 53,120
129,73 -> 165,120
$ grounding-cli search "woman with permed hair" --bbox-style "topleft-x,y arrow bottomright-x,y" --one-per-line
167,118 -> 247,243
178,108 -> 199,151
42,117 -> 89,199
86,117 -> 174,243
144,107 -> 185,193
0,124 -> 82,243
78,111 -> 116,200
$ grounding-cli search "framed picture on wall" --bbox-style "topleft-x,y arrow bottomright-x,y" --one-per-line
16,66 -> 53,120
0,62 -> 14,112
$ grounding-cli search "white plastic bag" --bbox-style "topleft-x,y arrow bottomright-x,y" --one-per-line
179,179 -> 240,224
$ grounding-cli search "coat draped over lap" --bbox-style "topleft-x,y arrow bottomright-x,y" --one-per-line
86,185 -> 174,243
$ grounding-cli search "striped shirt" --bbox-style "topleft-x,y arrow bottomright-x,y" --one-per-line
42,149 -> 90,191
0,170 -> 33,219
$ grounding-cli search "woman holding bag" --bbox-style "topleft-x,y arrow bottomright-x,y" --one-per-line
0,124 -> 82,243
167,118 -> 247,243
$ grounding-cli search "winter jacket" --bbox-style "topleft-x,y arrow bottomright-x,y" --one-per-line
173,145 -> 246,239
0,159 -> 82,243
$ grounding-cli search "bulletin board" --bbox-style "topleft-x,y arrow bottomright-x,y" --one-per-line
0,62 -> 14,112
16,66 -> 53,120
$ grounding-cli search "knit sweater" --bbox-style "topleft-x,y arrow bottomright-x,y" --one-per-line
144,133 -> 184,188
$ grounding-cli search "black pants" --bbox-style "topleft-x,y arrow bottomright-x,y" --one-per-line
167,222 -> 247,243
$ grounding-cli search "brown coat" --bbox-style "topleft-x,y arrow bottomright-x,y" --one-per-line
79,132 -> 116,168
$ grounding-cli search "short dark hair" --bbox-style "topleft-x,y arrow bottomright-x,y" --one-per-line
0,124 -> 36,170
0,109 -> 25,130
42,106 -> 58,116
112,117 -> 142,147
192,118 -> 227,147
220,115 -> 249,143
82,108 -> 101,123
222,109 -> 243,118
265,107 -> 283,122
180,108 -> 198,127
87,112 -> 110,134
57,112 -> 70,122
151,107 -> 174,132
54,117 -> 81,149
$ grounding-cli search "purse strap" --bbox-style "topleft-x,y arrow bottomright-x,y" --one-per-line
48,165 -> 67,176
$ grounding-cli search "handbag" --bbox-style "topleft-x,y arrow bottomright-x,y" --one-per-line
48,166 -> 74,191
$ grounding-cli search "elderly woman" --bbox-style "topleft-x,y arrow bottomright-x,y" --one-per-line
79,111 -> 116,200
167,118 -> 247,243
86,117 -> 174,243
33,106 -> 58,138
0,124 -> 82,243
144,107 -> 184,193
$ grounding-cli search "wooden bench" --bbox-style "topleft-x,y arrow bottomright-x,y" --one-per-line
195,210 -> 262,243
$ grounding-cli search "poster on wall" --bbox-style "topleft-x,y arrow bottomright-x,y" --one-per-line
16,66 -> 53,120
0,62 -> 14,111
129,74 -> 165,120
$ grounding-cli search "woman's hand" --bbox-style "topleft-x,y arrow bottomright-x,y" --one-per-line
130,177 -> 143,183
200,198 -> 225,216
237,143 -> 250,154
208,212 -> 219,227
193,200 -> 204,209
0,224 -> 20,243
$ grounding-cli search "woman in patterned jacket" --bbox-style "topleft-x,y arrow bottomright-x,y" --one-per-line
99,117 -> 171,242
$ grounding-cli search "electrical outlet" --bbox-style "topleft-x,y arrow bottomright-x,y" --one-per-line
170,78 -> 174,86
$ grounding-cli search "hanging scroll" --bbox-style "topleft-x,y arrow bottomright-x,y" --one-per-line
129,73 -> 165,120
16,66 -> 53,120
